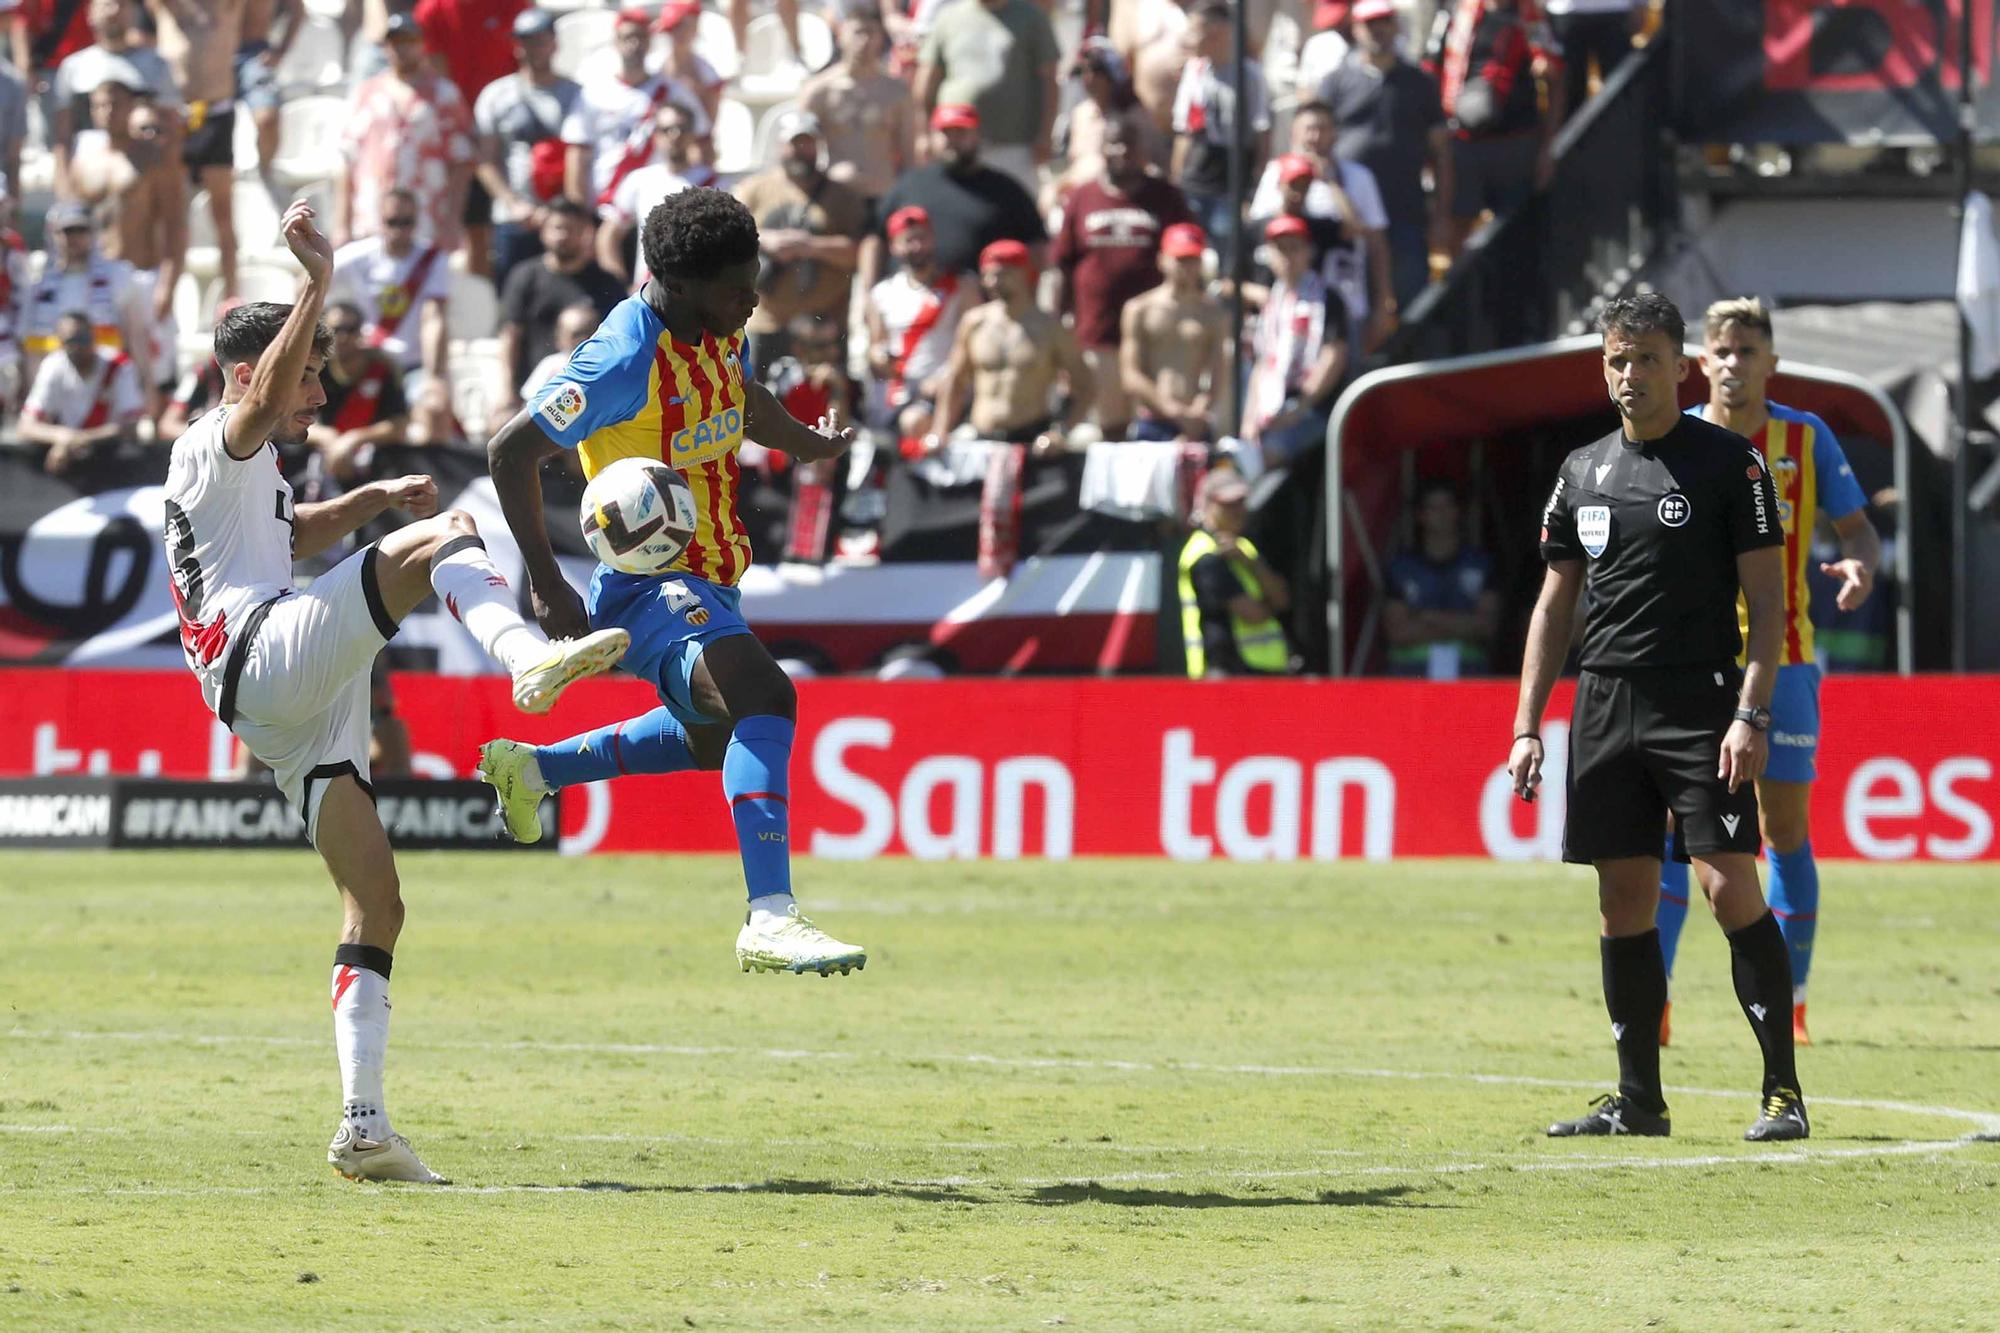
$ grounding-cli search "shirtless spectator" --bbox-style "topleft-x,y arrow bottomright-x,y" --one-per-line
868,104 -> 1045,293
1121,221 -> 1227,442
66,80 -> 186,397
1051,114 -> 1190,439
52,0 -> 177,193
916,0 -> 1060,192
799,6 -> 912,214
309,300 -> 411,484
597,101 -> 711,290
329,188 -> 450,405
1126,0 -> 1192,137
862,204 -> 972,446
929,239 -> 1094,455
1243,214 -> 1346,467
336,12 -> 475,251
16,309 -> 145,477
734,109 -> 866,369
562,6 -> 708,210
149,0 -> 245,295
653,1 -> 724,129
473,7 -> 581,286
21,202 -> 152,399
237,0 -> 304,187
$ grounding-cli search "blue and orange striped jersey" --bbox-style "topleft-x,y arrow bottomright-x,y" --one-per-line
1692,401 -> 1868,666
528,295 -> 755,586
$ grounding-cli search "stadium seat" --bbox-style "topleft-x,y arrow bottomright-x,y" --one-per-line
302,0 -> 345,19
710,98 -> 757,177
269,96 -> 347,190
553,9 -> 617,81
230,180 -> 286,257
275,16 -> 348,94
736,12 -> 833,104
447,270 -> 501,343
694,8 -> 741,82
236,260 -> 304,306
751,100 -> 800,172
171,271 -> 211,339
448,348 -> 507,439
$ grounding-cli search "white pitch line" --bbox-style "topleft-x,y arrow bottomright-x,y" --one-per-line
10,1025 -> 2000,1137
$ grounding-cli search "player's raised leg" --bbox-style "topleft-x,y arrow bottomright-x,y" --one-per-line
1695,851 -> 1807,1141
369,508 -> 629,713
314,777 -> 446,1184
478,707 -> 698,844
1548,856 -> 1672,1137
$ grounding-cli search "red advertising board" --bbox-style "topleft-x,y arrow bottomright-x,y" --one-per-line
2,670 -> 1993,861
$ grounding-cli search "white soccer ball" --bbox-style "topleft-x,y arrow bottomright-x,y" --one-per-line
580,456 -> 698,576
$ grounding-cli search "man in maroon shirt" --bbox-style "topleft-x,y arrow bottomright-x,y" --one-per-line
414,0 -> 526,277
1050,113 -> 1190,440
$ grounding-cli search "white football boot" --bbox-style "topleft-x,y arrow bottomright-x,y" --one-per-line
510,628 -> 631,714
328,1123 -> 449,1184
476,739 -> 547,844
735,905 -> 867,976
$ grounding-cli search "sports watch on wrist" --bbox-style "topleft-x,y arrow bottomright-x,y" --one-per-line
1733,706 -> 1772,732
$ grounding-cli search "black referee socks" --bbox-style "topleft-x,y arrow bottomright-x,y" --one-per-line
1601,930 -> 1669,1115
1727,911 -> 1800,1097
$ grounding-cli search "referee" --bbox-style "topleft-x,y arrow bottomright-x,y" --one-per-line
1507,293 -> 1808,1142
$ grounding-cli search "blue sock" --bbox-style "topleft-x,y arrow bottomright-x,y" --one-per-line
724,715 -> 793,900
1657,838 -> 1690,984
1766,841 -> 1819,995
532,708 -> 696,789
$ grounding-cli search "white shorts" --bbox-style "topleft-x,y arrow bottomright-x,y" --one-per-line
227,544 -> 399,844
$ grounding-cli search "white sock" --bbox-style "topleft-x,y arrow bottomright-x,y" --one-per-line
431,536 -> 547,675
332,960 -> 393,1140
1793,984 -> 1807,1005
748,893 -> 796,927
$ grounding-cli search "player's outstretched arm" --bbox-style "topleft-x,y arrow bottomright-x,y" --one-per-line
225,201 -> 334,461
487,408 -> 589,639
293,475 -> 439,561
743,379 -> 854,463
1508,559 -> 1584,801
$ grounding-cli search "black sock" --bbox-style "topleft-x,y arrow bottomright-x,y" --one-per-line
1727,910 -> 1799,1097
1602,930 -> 1668,1115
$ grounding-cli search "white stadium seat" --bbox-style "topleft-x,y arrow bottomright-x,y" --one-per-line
736,12 -> 833,104
710,98 -> 757,177
276,16 -> 348,94
694,8 -> 741,82
554,9 -> 617,81
446,270 -> 502,344
236,261 -> 304,306
270,96 -> 347,190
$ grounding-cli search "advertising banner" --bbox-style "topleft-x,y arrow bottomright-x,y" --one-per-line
1673,0 -> 2000,144
1,670 -> 1992,862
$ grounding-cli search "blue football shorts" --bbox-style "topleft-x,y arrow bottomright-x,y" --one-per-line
1764,661 -> 1821,784
588,566 -> 754,729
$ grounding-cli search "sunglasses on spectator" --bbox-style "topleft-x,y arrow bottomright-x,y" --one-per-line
60,335 -> 94,349
328,323 -> 361,337
59,224 -> 92,234
132,123 -> 160,137
384,215 -> 418,228
654,122 -> 687,136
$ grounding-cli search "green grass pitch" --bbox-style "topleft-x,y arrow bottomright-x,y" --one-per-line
3,852 -> 1998,1329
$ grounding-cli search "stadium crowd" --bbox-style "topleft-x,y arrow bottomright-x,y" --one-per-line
0,0 -> 1651,667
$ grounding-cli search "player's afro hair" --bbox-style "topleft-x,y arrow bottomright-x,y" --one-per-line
641,187 -> 760,284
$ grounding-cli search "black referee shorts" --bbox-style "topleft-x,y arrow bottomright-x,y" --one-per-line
1562,666 -> 1762,866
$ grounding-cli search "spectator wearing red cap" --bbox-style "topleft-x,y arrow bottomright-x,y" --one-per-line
1244,213 -> 1347,468
863,204 -> 974,444
561,6 -> 710,208
1318,0 -> 1451,307
1170,1 -> 1271,258
916,0 -> 1061,194
655,0 -> 725,127
336,12 -> 476,255
1050,113 -> 1191,438
800,7 -> 914,209
866,101 -> 1045,294
1427,0 -> 1565,257
475,8 -> 583,289
734,109 -> 868,371
1120,221 -> 1229,443
929,238 -> 1094,455
1249,102 -> 1393,354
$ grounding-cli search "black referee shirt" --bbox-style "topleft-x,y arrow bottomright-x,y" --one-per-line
1539,415 -> 1782,671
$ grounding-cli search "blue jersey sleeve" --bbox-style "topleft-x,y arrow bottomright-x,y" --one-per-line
1807,413 -> 1869,520
527,333 -> 651,449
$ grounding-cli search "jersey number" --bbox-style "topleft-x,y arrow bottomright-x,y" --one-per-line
165,498 -> 228,666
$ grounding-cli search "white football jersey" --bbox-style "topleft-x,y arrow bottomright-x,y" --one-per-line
868,269 -> 970,403
162,406 -> 297,712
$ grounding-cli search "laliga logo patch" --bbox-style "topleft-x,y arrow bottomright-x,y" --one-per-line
1577,504 -> 1611,558
538,382 -> 587,431
1657,493 -> 1691,527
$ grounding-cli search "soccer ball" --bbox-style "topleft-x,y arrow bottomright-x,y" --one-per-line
580,456 -> 698,575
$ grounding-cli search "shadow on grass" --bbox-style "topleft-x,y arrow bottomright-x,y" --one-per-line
529,1178 -> 1438,1209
